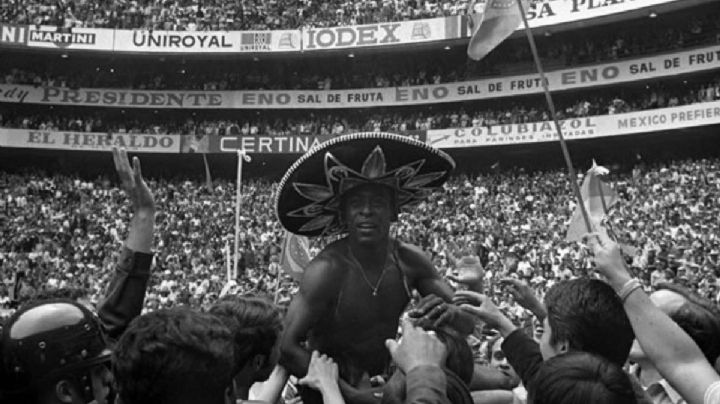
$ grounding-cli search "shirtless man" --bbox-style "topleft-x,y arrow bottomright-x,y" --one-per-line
275,133 -> 474,404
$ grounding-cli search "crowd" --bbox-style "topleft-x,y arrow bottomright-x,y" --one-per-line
1,143 -> 720,404
1,155 -> 718,315
0,0 -> 466,30
2,74 -> 719,136
1,6 -> 718,91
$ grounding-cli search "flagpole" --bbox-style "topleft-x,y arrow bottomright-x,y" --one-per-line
233,150 -> 251,279
275,233 -> 289,304
202,153 -> 213,191
515,0 -> 593,234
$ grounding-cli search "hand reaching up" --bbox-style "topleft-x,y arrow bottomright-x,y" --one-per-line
453,291 -> 517,337
585,232 -> 632,288
112,147 -> 154,213
299,351 -> 343,403
386,318 -> 447,373
498,278 -> 546,320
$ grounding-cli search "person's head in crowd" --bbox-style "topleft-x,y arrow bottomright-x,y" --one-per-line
630,282 -> 720,367
486,335 -> 521,388
382,322 -> 473,404
431,325 -> 474,385
0,299 -> 113,404
112,307 -> 234,404
528,351 -> 637,404
541,278 -> 634,366
208,294 -> 283,397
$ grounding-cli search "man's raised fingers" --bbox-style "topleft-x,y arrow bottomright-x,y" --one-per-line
132,156 -> 143,181
112,146 -> 121,172
120,148 -> 131,172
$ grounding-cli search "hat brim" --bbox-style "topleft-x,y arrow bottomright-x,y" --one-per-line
275,132 -> 455,237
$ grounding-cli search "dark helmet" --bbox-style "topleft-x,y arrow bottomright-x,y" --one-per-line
1,299 -> 111,396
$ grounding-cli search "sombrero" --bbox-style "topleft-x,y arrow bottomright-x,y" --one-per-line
275,132 -> 455,237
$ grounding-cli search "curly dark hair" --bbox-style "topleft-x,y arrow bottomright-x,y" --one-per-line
208,294 -> 283,375
112,307 -> 234,404
529,351 -> 637,404
544,278 -> 634,366
656,282 -> 720,365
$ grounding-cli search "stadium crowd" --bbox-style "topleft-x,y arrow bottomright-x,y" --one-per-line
0,0 -> 467,30
2,1 -> 720,402
2,74 -> 719,136
1,7 -> 718,90
2,156 -> 719,314
2,148 -> 720,404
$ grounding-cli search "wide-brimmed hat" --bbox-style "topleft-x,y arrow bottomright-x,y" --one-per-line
275,132 -> 455,237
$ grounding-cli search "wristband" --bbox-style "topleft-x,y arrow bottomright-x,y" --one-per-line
617,278 -> 643,303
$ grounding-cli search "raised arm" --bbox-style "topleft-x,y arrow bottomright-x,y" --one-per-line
589,233 -> 719,404
97,147 -> 155,340
400,243 -> 475,335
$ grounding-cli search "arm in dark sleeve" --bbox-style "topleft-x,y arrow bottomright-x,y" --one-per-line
97,246 -> 152,341
500,329 -> 544,388
405,365 -> 450,404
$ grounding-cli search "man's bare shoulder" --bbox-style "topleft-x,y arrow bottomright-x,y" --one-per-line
395,240 -> 436,278
299,238 -> 350,294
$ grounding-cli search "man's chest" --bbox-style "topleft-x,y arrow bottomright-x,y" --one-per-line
332,267 -> 411,326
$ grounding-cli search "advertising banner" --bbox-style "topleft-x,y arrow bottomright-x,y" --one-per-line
211,135 -> 333,154
113,29 -> 301,53
426,101 -> 720,148
302,17 -> 453,50
451,0 -> 689,39
26,26 -> 114,50
2,103 -> 718,153
0,129 -> 181,153
0,44 -> 717,109
0,24 -> 27,47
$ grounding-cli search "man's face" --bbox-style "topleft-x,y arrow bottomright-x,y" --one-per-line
629,290 -> 686,362
341,184 -> 394,245
88,363 -> 113,404
539,317 -> 563,360
489,338 -> 520,387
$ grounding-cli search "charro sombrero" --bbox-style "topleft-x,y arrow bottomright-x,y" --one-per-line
275,132 -> 455,237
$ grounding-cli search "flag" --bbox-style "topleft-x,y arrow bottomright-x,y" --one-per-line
280,231 -> 311,281
240,32 -> 271,51
467,0 -> 528,61
566,160 -> 618,242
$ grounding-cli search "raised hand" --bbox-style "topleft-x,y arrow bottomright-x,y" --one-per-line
498,278 -> 546,320
112,147 -> 154,213
585,232 -> 632,288
408,294 -> 468,330
447,256 -> 484,292
453,291 -> 517,336
385,317 -> 447,373
298,351 -> 339,392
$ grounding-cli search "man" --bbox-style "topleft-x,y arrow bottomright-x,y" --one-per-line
209,294 -> 287,403
275,133 -> 475,404
0,299 -> 114,404
112,308 -> 235,404
454,278 -> 650,403
630,283 -> 720,404
469,335 -> 525,404
0,147 -> 154,404
588,232 -> 720,404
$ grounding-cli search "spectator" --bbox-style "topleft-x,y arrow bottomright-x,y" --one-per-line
112,307 -> 235,404
0,299 -> 114,404
530,351 -> 638,404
